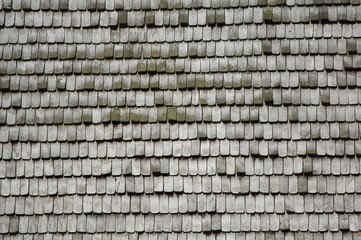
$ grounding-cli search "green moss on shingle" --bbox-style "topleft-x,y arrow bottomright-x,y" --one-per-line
147,61 -> 157,73
215,10 -> 225,25
151,49 -> 160,58
206,10 -> 216,25
137,62 -> 147,73
167,107 -> 177,122
118,11 -> 127,26
179,10 -> 189,26
158,108 -> 167,122
160,0 -> 168,9
149,75 -> 159,90
196,75 -> 205,88
258,0 -> 268,7
145,12 -> 155,26
319,7 -> 329,22
189,46 -> 198,58
241,74 -> 252,88
177,108 -> 186,122
111,109 -> 120,123
187,75 -> 196,89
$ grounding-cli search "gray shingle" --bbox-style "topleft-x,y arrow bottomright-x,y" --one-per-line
0,0 -> 359,237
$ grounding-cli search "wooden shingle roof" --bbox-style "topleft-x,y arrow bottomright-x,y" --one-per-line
1,0 -> 361,239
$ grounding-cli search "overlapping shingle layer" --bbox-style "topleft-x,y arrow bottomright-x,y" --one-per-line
1,0 -> 361,239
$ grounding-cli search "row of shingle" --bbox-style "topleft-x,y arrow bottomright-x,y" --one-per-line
1,56 -> 357,76
0,89 -> 356,107
1,175 -> 360,196
2,140 -> 360,159
263,6 -> 361,24
0,213 -> 359,233
1,122 -> 360,143
2,89 -> 359,109
4,232 -> 361,240
1,193 -> 361,215
0,9 -> 237,28
0,232 -> 359,240
2,7 -> 361,28
2,71 -> 360,92
1,24 -> 360,45
1,39 -> 361,61
1,157 -> 358,178
0,105 -> 360,126
0,0 -> 228,12
2,0 -> 361,11
2,0 -> 361,12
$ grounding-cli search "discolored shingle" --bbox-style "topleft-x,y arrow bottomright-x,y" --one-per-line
0,0 -> 359,237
